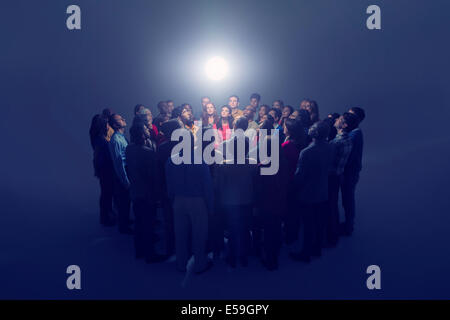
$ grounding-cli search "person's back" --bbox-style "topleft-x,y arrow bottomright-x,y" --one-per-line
165,144 -> 214,273
295,140 -> 333,204
281,140 -> 302,181
216,118 -> 255,206
345,127 -> 363,174
109,130 -> 130,188
126,123 -> 166,262
93,134 -> 114,178
215,160 -> 257,207
108,113 -> 132,234
125,144 -> 158,202
165,157 -> 214,210
291,120 -> 333,262
341,106 -> 365,236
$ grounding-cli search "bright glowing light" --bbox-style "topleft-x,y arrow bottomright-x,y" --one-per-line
205,56 -> 228,81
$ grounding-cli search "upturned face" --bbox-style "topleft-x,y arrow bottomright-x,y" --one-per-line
113,114 -> 126,129
272,101 -> 281,109
206,103 -> 215,115
221,107 -> 230,118
228,96 -> 239,109
282,106 -> 292,118
250,98 -> 259,108
202,97 -> 211,108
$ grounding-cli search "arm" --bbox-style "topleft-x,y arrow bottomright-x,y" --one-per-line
201,164 -> 214,214
110,137 -> 130,188
294,150 -> 309,190
147,150 -> 160,203
165,159 -> 175,202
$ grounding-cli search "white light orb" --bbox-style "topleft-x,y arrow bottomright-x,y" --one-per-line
205,56 -> 228,81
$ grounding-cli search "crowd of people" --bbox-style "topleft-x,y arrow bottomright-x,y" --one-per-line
89,94 -> 365,273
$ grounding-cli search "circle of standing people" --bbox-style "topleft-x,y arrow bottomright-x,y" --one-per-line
89,94 -> 365,273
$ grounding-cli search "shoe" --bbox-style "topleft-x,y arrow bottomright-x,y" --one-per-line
261,259 -> 278,271
339,223 -> 353,236
323,239 -> 338,248
339,229 -> 353,237
311,248 -> 322,258
119,227 -> 134,235
151,233 -> 161,243
226,256 -> 236,268
135,252 -> 144,260
103,220 -> 116,227
239,256 -> 248,267
145,254 -> 168,263
289,252 -> 311,263
195,261 -> 213,274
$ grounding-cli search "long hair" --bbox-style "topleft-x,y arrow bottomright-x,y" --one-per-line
284,118 -> 307,149
217,105 -> 233,131
309,100 -> 320,123
201,103 -> 219,127
89,114 -> 108,149
256,105 -> 269,123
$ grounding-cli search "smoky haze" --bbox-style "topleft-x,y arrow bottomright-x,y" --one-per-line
0,0 -> 449,298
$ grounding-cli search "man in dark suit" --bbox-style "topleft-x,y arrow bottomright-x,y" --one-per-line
126,122 -> 167,263
291,120 -> 334,263
340,107 -> 365,236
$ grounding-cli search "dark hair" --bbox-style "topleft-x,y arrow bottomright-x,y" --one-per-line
217,105 -> 233,131
250,93 -> 261,101
342,112 -> 359,132
89,114 -> 108,149
201,102 -> 219,127
109,113 -> 120,129
260,115 -> 275,131
134,104 -> 145,115
323,117 -> 337,141
129,122 -> 147,145
308,120 -> 330,141
102,108 -> 112,118
349,107 -> 365,124
284,118 -> 306,147
166,99 -> 173,104
257,105 -> 269,123
300,98 -> 310,107
157,101 -> 168,113
298,109 -> 312,128
283,105 -> 294,115
172,106 -> 183,119
235,117 -> 249,131
328,113 -> 340,121
160,119 -> 181,137
273,100 -> 284,108
132,112 -> 150,129
229,94 -> 239,102
269,107 -> 282,121
181,103 -> 192,112
309,100 -> 320,123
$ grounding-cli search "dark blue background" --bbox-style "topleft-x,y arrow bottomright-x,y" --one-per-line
1,0 -> 449,298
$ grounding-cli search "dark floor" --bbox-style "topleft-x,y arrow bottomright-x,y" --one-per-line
1,139 -> 450,299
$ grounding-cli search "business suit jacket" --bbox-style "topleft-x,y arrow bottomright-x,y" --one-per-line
294,140 -> 334,204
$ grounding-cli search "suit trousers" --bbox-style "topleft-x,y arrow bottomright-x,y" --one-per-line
300,202 -> 327,257
113,178 -> 131,233
173,196 -> 209,272
341,171 -> 360,233
132,198 -> 157,258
